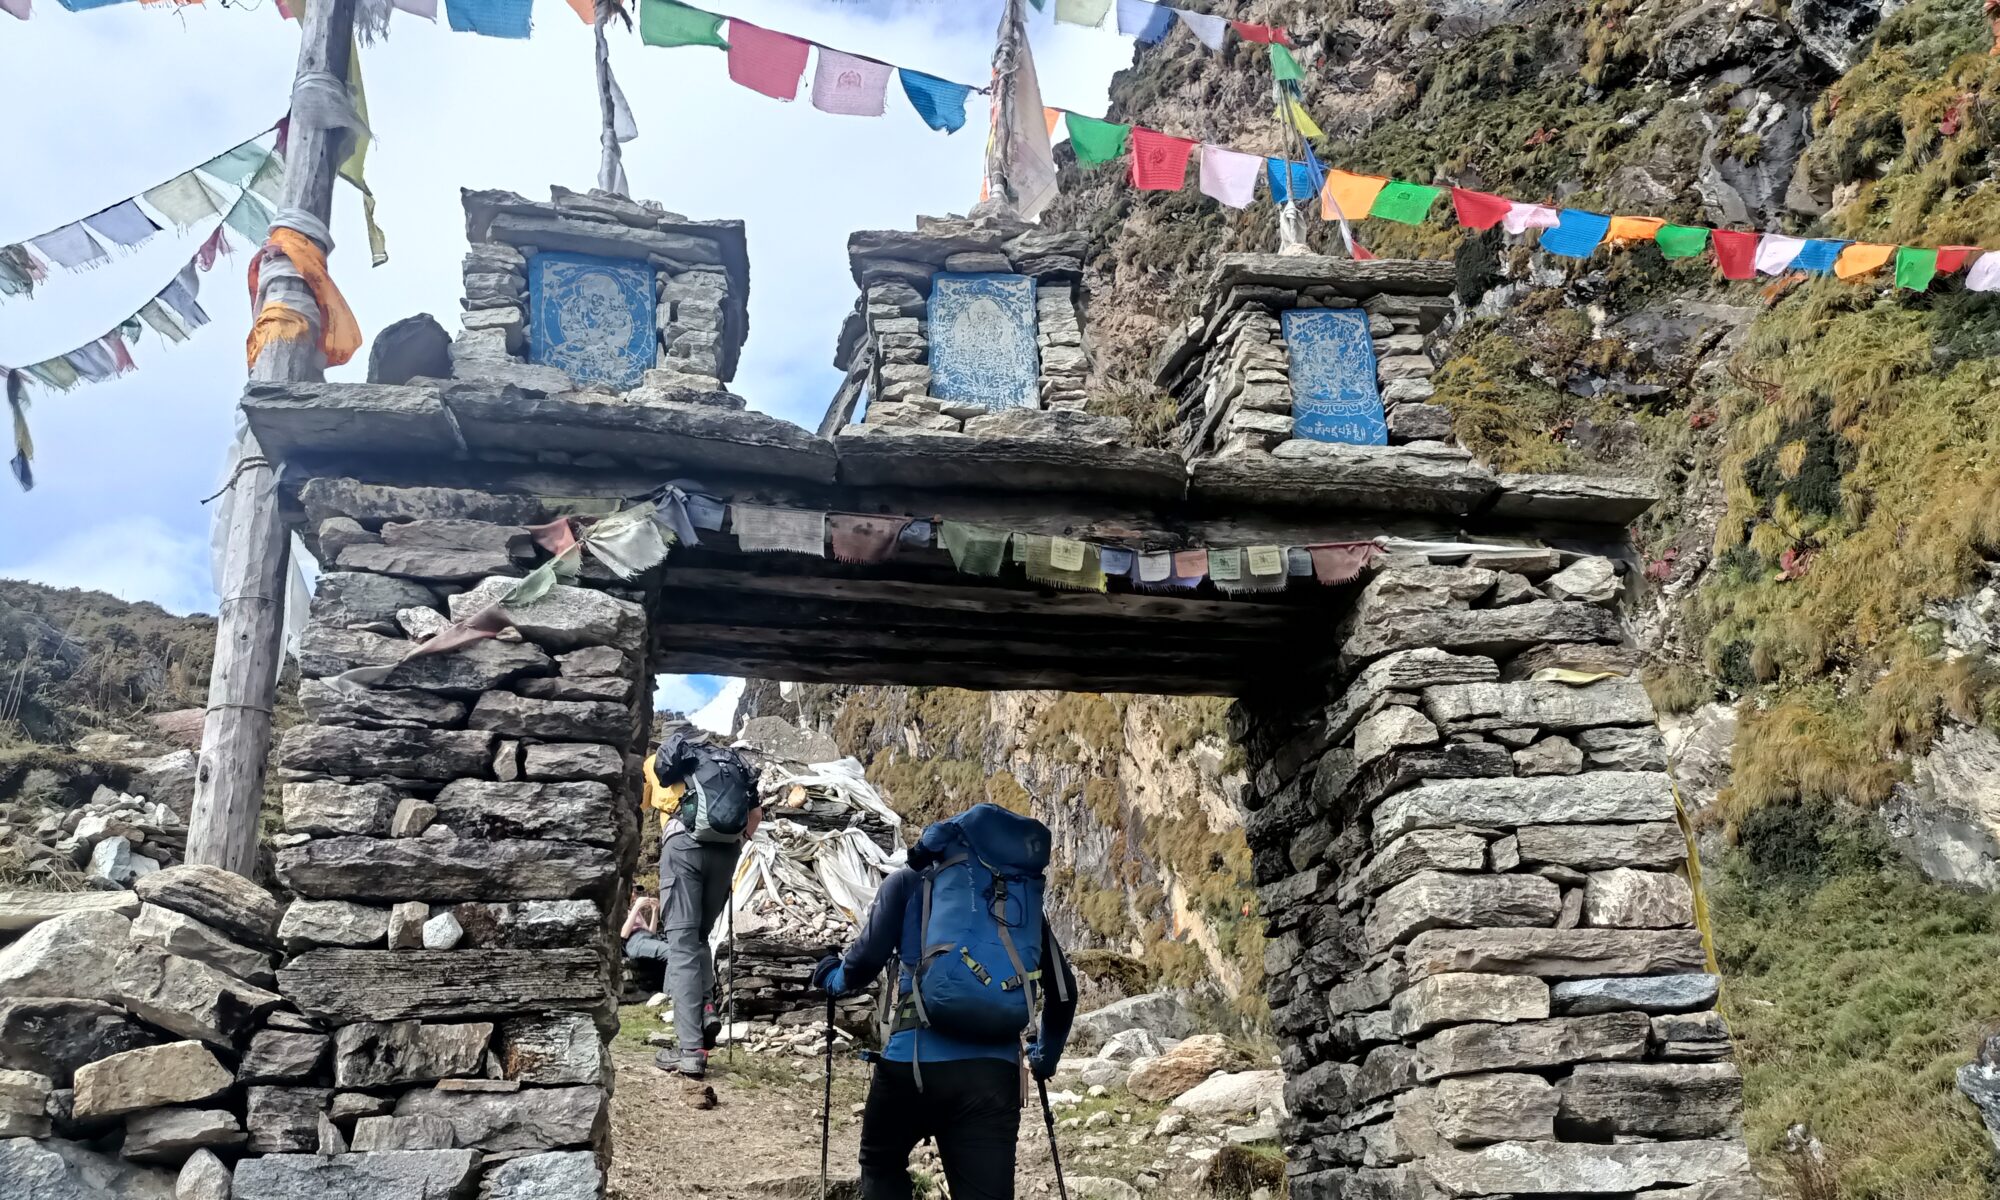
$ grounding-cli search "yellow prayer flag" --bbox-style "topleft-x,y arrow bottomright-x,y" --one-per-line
1321,170 -> 1387,223
1050,537 -> 1086,572
1280,99 -> 1323,140
1605,215 -> 1666,244
1835,242 -> 1896,279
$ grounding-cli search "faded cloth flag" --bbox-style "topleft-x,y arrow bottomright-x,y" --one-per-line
829,514 -> 910,563
941,522 -> 1009,576
144,173 -> 221,228
83,200 -> 160,249
1501,203 -> 1559,235
1022,535 -> 1107,593
1054,0 -> 1111,25
1116,0 -> 1172,43
1172,549 -> 1209,579
1198,145 -> 1261,209
1309,542 -> 1380,585
812,49 -> 892,117
200,142 -> 273,188
728,20 -> 811,101
1173,8 -> 1226,49
1128,128 -> 1196,190
732,505 -> 825,556
900,70 -> 973,133
30,223 -> 107,271
1965,252 -> 2000,292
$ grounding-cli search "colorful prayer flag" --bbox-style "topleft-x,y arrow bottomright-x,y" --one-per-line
1894,246 -> 1939,291
444,0 -> 530,38
1369,181 -> 1442,225
1712,229 -> 1757,279
1966,253 -> 2000,291
640,0 -> 727,47
1282,99 -> 1322,139
1267,159 -> 1314,203
1500,203 -> 1559,235
1790,239 -> 1846,274
1752,234 -> 1804,275
1198,145 -> 1261,208
1450,187 -> 1511,230
1268,42 -> 1304,81
82,200 -> 159,250
1539,209 -> 1612,258
1229,20 -> 1289,44
1174,8 -> 1227,49
1,0 -> 28,21
811,49 -> 892,116
1116,0 -> 1173,42
900,70 -> 973,133
728,20 -> 811,100
1128,128 -> 1196,190
1054,0 -> 1111,25
144,173 -> 220,229
1065,112 -> 1132,166
1654,225 -> 1710,258
1320,170 -> 1386,222
1833,243 -> 1894,279
29,223 -> 106,271
1605,215 -> 1666,243
1934,246 -> 1976,274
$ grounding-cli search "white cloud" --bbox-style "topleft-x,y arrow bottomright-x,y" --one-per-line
0,515 -> 215,616
655,673 -> 725,716
691,678 -> 746,735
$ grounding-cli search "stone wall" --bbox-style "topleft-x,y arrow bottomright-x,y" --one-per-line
1235,549 -> 1759,1200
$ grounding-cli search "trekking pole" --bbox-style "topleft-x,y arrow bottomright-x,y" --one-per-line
1037,1078 -> 1069,1200
725,898 -> 737,1065
821,991 -> 835,1200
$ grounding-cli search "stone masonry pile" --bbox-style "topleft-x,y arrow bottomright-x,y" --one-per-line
833,215 -> 1092,432
1234,548 -> 1759,1200
1156,255 -> 1459,458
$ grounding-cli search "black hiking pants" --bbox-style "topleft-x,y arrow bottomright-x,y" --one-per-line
859,1058 -> 1022,1200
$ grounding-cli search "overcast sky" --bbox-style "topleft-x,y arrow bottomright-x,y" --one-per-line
0,0 -> 1132,727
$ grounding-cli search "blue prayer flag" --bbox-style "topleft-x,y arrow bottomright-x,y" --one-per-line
446,0 -> 532,38
1790,239 -> 1847,274
1116,0 -> 1174,43
58,0 -> 130,9
1540,209 -> 1613,259
899,70 -> 972,134
1266,159 -> 1316,203
1099,547 -> 1136,577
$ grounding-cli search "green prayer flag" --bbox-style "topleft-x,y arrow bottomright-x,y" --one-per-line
640,0 -> 728,48
1269,43 -> 1303,82
1655,225 -> 1710,259
1065,112 -> 1132,168
1368,181 -> 1442,225
1894,246 -> 1938,291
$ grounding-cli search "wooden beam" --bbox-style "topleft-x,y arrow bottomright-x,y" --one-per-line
649,650 -> 1267,696
186,0 -> 357,878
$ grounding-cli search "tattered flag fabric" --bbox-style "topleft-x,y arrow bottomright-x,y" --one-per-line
685,492 -> 727,531
26,359 -> 80,392
30,223 -> 108,271
0,246 -> 36,297
1320,171 -> 1387,223
1711,229 -> 1756,279
394,0 -> 437,17
103,334 -> 136,375
1654,225 -> 1710,259
139,299 -> 190,343
1129,128 -> 1196,190
732,504 -> 826,556
1116,0 -> 1173,43
1500,202 -> 1559,235
66,342 -> 116,383
1934,246 -> 1976,275
1604,215 -> 1666,244
224,192 -> 276,250
200,142 -> 273,189
8,452 -> 27,491
812,49 -> 892,117
446,0 -> 531,37
1199,145 -> 1261,208
1539,209 -> 1612,258
1207,548 -> 1241,582
829,513 -> 911,564
1266,158 -> 1315,203
1894,246 -> 1939,291
1065,113 -> 1132,166
161,265 -> 210,330
1834,242 -> 1895,279
1229,20 -> 1289,43
195,223 -> 231,272
1268,42 -> 1304,81
640,0 -> 728,47
2,0 -> 28,20
941,522 -> 1010,576
1966,253 -> 2000,291
1309,542 -> 1379,585
900,70 -> 972,132
1451,187 -> 1511,230
1054,0 -> 1111,25
83,200 -> 160,250
143,173 -> 221,228
1754,234 -> 1806,275
248,227 -> 362,367
247,154 -> 288,209
1790,238 -> 1846,274
1173,8 -> 1227,49
728,20 -> 811,100
1369,181 -> 1442,225
1023,535 -> 1107,592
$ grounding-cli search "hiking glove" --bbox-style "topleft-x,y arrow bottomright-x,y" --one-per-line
811,955 -> 842,993
1027,1041 -> 1060,1081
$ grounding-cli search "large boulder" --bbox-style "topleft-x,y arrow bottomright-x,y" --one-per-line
1169,1069 -> 1286,1117
0,909 -> 132,1003
448,578 -> 646,652
0,1135 -> 176,1199
1127,1034 -> 1252,1103
1070,993 -> 1195,1053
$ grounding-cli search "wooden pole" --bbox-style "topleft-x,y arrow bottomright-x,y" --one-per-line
186,0 -> 358,877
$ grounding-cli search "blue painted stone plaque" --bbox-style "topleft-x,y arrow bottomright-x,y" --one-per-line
528,251 -> 658,390
928,273 -> 1040,411
1282,308 -> 1387,446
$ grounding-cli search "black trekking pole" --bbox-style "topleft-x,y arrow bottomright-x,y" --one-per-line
725,899 -> 737,1066
1037,1078 -> 1069,1200
821,991 -> 836,1200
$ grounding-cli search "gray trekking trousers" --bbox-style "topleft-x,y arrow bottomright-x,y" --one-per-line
660,829 -> 741,1074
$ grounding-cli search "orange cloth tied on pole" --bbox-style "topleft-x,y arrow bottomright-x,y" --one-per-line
1605,215 -> 1666,244
1834,243 -> 1897,279
246,227 -> 363,370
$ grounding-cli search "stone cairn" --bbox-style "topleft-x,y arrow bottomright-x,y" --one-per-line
833,215 -> 1093,432
1237,549 -> 1760,1200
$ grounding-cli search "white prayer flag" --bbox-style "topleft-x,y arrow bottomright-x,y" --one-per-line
1198,145 -> 1261,209
1964,251 -> 1999,292
1755,234 -> 1806,276
1501,203 -> 1559,235
1173,8 -> 1227,49
812,48 -> 893,117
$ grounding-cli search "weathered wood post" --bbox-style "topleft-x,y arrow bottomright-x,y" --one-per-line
186,0 -> 359,876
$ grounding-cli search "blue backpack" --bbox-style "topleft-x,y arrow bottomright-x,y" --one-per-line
903,804 -> 1066,1044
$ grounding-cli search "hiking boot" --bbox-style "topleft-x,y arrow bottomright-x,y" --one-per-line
679,1076 -> 718,1109
653,1049 -> 679,1073
703,1018 -> 722,1050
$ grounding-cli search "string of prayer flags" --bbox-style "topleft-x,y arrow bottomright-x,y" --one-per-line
1451,187 -> 1511,231
1654,224 -> 1710,259
941,522 -> 1009,577
1054,0 -> 1112,26
812,49 -> 893,117
1116,0 -> 1173,43
729,21 -> 811,101
1754,234 -> 1806,275
1199,145 -> 1262,209
1967,254 -> 2000,291
733,505 -> 826,556
1066,113 -> 1132,167
1369,181 -> 1442,225
1712,229 -> 1756,279
1269,42 -> 1305,82
1789,239 -> 1846,274
1539,209 -> 1612,258
640,0 -> 728,47
901,70 -> 972,133
1321,170 -> 1387,222
1501,203 -> 1559,235
1894,246 -> 1939,291
1268,159 -> 1316,204
1175,9 -> 1227,50
444,0 -> 530,37
1129,128 -> 1196,190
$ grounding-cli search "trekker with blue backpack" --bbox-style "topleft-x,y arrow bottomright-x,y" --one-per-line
812,803 -> 1079,1200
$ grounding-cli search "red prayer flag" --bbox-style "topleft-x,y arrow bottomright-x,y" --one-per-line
1229,20 -> 1291,45
195,225 -> 230,272
1935,246 -> 1976,274
104,334 -> 136,375
1352,242 -> 1377,261
727,20 -> 811,101
1451,187 -> 1511,231
1711,229 -> 1756,280
1128,128 -> 1197,191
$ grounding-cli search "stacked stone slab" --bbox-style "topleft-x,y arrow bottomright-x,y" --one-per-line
832,215 -> 1093,432
1156,255 -> 1459,458
1234,549 -> 1760,1200
263,487 -> 652,1199
455,185 -> 750,397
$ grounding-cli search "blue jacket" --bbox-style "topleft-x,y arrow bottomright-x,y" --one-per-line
827,866 -> 1078,1070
